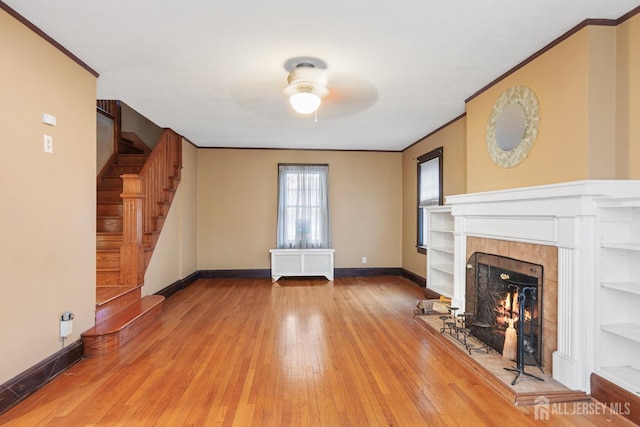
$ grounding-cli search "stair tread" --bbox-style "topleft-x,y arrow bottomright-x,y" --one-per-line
96,285 -> 140,306
83,295 -> 164,336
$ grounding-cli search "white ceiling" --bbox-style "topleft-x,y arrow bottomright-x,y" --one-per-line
6,1 -> 640,151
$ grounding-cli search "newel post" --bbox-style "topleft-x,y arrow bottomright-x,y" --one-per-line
120,174 -> 145,287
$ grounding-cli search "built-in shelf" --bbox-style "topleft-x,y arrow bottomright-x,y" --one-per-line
601,282 -> 640,295
431,228 -> 454,234
426,206 -> 454,298
596,201 -> 640,400
601,323 -> 640,343
430,245 -> 454,254
432,263 -> 454,275
597,366 -> 640,396
601,242 -> 640,252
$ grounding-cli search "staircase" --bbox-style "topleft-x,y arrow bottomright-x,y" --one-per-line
83,122 -> 182,356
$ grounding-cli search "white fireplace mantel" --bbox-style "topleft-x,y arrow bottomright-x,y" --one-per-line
445,180 -> 640,393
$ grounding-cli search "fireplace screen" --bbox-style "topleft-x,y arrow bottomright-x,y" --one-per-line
465,252 -> 543,370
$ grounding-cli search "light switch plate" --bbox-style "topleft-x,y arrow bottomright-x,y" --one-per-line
42,113 -> 56,126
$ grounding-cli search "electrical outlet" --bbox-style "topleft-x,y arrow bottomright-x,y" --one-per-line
44,135 -> 53,153
362,256 -> 367,264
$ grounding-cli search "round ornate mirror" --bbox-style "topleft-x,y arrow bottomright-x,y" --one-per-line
486,86 -> 540,168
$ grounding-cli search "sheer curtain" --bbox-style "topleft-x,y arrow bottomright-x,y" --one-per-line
418,150 -> 442,247
419,157 -> 440,207
277,164 -> 331,249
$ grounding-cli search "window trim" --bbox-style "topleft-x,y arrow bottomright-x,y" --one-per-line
416,147 -> 443,254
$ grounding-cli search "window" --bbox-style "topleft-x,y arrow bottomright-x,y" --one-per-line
277,164 -> 331,249
417,147 -> 443,252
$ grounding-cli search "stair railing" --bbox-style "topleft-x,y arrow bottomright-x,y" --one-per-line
120,129 -> 182,287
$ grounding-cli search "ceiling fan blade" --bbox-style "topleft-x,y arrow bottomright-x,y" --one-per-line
230,79 -> 294,119
229,69 -> 378,120
317,73 -> 378,119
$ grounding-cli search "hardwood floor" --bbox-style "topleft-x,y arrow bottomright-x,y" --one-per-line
0,277 -> 634,426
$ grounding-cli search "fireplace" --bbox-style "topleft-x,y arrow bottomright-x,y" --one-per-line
445,180 -> 640,393
466,252 -> 544,373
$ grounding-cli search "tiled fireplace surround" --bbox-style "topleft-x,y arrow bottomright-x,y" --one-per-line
446,180 -> 640,393
465,237 -> 557,377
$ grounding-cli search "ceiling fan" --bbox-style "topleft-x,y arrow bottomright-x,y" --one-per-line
282,57 -> 329,115
231,56 -> 378,120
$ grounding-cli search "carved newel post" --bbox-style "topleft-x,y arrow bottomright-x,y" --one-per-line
120,174 -> 145,287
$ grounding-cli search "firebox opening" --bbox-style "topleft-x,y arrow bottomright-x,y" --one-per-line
466,252 -> 544,369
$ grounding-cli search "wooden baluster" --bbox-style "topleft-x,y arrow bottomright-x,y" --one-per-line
120,174 -> 145,287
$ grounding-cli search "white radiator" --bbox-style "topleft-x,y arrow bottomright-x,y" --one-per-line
269,249 -> 335,281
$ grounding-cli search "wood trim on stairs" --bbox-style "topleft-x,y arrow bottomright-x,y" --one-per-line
82,295 -> 164,357
0,340 -> 83,415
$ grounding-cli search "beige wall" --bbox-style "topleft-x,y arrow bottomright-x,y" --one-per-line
96,112 -> 114,173
401,117 -> 467,278
0,10 -> 96,383
121,102 -> 163,150
617,14 -> 640,179
465,28 -> 592,192
401,17 -> 640,273
143,140 -> 199,295
587,26 -> 617,179
465,21 -> 640,192
197,149 -> 402,270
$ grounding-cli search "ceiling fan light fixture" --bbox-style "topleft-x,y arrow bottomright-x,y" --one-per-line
289,89 -> 322,114
284,60 -> 328,115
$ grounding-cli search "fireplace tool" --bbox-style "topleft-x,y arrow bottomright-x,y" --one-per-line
438,307 -> 491,355
504,284 -> 544,385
